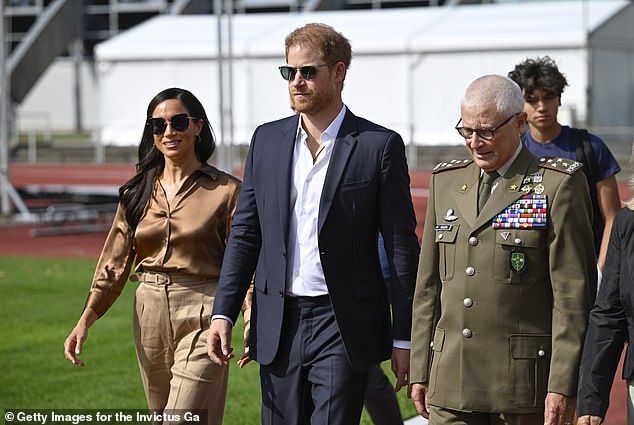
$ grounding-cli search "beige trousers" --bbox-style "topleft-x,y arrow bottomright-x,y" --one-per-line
133,272 -> 227,425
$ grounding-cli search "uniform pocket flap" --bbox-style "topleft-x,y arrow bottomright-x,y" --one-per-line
510,334 -> 551,359
496,229 -> 543,248
432,328 -> 445,352
435,224 -> 459,243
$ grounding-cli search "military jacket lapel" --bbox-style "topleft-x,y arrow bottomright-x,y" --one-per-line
450,164 -> 480,228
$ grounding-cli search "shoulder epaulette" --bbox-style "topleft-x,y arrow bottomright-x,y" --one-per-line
432,159 -> 473,174
537,156 -> 583,175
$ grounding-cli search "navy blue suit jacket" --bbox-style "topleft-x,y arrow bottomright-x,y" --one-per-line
211,109 -> 420,370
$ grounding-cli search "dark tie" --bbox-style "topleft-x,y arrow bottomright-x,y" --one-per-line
478,170 -> 499,213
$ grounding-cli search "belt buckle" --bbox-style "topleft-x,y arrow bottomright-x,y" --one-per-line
140,271 -> 171,285
154,272 -> 171,285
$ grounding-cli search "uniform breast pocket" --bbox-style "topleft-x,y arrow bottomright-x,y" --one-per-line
509,334 -> 551,408
493,229 -> 544,285
436,224 -> 459,281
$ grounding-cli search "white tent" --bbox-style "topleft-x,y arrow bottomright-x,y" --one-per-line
95,0 -> 634,152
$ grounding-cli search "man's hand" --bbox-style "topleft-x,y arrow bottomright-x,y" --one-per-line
576,415 -> 602,425
237,319 -> 252,368
409,383 -> 430,419
391,347 -> 410,392
207,318 -> 234,366
544,392 -> 576,425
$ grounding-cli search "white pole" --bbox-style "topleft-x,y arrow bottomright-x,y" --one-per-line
0,0 -> 11,215
215,0 -> 227,171
226,0 -> 234,172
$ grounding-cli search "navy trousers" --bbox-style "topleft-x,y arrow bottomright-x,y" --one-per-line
260,295 -> 369,425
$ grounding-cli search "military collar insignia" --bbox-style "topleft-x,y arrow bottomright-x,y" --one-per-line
533,184 -> 545,195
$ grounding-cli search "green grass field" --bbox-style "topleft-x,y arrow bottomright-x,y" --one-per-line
0,256 -> 417,424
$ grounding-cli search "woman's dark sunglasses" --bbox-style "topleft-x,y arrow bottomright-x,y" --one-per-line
278,62 -> 337,81
147,113 -> 197,135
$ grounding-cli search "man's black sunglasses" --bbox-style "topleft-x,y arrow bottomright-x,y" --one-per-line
147,113 -> 198,135
278,62 -> 338,81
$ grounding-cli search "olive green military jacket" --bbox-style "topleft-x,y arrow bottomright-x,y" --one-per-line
410,146 -> 597,413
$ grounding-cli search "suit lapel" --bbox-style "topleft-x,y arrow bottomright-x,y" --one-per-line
318,110 -> 358,233
473,147 -> 536,230
278,115 -> 300,242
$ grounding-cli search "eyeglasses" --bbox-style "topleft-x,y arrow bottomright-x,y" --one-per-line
147,113 -> 197,135
278,62 -> 338,81
455,113 -> 519,141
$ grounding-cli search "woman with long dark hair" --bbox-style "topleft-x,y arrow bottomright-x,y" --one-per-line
64,87 -> 246,424
577,142 -> 634,425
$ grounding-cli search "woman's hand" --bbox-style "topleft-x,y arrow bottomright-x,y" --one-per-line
63,308 -> 97,366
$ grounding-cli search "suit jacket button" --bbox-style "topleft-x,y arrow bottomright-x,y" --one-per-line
538,348 -> 546,357
468,236 -> 478,246
465,266 -> 475,276
462,328 -> 472,338
463,297 -> 473,308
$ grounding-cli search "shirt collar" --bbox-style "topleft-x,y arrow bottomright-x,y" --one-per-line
295,104 -> 348,144
197,162 -> 220,180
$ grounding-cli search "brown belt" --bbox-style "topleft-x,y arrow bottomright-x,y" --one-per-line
131,271 -> 211,285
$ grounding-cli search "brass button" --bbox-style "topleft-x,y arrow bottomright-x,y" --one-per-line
438,233 -> 444,240
514,238 -> 522,244
538,349 -> 546,357
462,328 -> 472,338
468,236 -> 478,246
465,266 -> 475,276
463,297 -> 473,308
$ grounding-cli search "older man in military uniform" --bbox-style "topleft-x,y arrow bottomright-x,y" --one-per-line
409,75 -> 596,425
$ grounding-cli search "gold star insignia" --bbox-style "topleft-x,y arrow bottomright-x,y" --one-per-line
461,184 -> 468,191
510,184 -> 518,190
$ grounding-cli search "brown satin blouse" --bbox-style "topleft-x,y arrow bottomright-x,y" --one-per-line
84,163 -> 241,317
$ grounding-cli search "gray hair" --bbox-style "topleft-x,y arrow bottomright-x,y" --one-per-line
461,74 -> 524,116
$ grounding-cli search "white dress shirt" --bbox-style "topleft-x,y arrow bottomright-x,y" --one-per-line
286,105 -> 347,296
